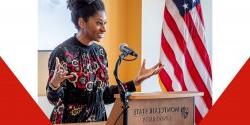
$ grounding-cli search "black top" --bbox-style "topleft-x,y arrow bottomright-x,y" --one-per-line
46,35 -> 136,124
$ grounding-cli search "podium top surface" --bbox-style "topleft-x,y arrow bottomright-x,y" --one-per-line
115,91 -> 204,100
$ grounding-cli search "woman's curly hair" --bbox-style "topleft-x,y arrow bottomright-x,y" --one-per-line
67,0 -> 105,30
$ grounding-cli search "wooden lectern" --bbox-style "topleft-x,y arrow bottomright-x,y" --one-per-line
106,91 -> 203,125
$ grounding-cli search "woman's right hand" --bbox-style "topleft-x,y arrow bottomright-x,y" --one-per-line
49,57 -> 73,90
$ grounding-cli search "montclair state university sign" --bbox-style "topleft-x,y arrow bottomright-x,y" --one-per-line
132,106 -> 190,123
127,97 -> 194,125
107,92 -> 202,125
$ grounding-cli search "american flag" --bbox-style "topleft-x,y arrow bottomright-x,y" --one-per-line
159,0 -> 212,124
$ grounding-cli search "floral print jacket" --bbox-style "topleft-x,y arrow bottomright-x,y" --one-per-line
46,35 -> 136,124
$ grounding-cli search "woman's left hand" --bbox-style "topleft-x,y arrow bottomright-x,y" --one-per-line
133,59 -> 164,86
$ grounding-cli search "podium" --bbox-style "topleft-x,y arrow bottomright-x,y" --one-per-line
106,91 -> 203,125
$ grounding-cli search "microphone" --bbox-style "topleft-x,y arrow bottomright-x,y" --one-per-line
119,43 -> 138,57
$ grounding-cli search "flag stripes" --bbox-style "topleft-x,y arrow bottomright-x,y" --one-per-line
159,0 -> 212,124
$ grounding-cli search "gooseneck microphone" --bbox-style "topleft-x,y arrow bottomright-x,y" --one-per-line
114,43 -> 138,125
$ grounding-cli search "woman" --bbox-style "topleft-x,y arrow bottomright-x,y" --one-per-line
46,0 -> 162,123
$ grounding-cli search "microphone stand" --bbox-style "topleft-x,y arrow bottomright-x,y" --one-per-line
113,53 -> 131,125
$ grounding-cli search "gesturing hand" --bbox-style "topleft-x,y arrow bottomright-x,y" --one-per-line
133,59 -> 164,86
49,57 -> 73,90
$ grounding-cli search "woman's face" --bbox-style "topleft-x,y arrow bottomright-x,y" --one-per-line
82,11 -> 107,42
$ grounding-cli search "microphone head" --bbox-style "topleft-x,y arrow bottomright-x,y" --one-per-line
119,43 -> 128,52
119,43 -> 138,57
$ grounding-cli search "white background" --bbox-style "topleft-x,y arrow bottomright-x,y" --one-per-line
0,0 -> 250,104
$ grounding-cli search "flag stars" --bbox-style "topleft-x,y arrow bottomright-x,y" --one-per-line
193,0 -> 196,3
183,3 -> 188,10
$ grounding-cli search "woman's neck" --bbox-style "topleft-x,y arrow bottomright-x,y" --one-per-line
76,32 -> 94,46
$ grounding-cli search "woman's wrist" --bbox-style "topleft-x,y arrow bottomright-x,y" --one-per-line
133,78 -> 140,86
49,80 -> 61,90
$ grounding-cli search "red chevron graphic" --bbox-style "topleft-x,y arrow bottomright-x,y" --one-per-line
0,57 -> 51,125
200,58 -> 250,124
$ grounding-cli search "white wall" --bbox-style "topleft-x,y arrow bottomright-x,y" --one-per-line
141,0 -> 166,92
39,0 -> 76,50
141,0 -> 212,94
